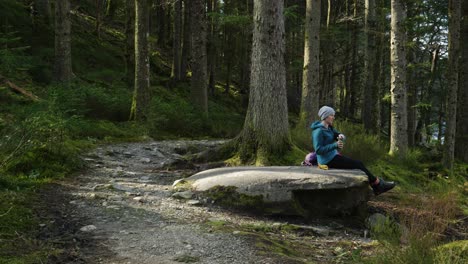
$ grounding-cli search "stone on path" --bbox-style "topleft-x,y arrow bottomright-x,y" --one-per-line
80,225 -> 97,232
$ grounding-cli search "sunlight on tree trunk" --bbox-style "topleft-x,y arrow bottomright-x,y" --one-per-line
130,0 -> 150,121
389,0 -> 408,155
299,0 -> 321,129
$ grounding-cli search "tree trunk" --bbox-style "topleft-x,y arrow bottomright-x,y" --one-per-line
362,0 -> 379,133
54,0 -> 73,83
455,0 -> 468,162
125,0 -> 135,87
32,0 -> 52,68
237,0 -> 290,165
180,0 -> 191,81
95,0 -> 104,39
130,0 -> 151,120
171,0 -> 183,82
348,0 -> 358,118
207,0 -> 218,96
239,7 -> 252,98
106,0 -> 118,21
35,0 -> 51,23
389,0 -> 408,155
223,18 -> 234,95
406,2 -> 417,147
190,0 -> 208,114
373,0 -> 385,133
300,0 -> 321,128
443,0 -> 461,170
421,45 -> 440,143
156,1 -> 166,47
343,0 -> 353,118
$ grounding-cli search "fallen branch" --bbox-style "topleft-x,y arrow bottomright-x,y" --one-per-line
0,206 -> 13,217
0,74 -> 40,101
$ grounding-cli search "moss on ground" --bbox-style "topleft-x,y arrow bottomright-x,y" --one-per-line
0,182 -> 57,263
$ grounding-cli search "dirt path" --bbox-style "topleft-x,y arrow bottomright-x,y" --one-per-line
37,140 -> 374,263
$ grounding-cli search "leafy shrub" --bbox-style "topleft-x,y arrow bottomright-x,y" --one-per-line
0,109 -> 85,179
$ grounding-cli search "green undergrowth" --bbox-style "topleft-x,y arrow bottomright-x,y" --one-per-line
357,160 -> 467,264
0,178 -> 55,263
148,84 -> 244,139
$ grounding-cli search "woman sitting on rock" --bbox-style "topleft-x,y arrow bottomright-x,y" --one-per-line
311,106 -> 396,196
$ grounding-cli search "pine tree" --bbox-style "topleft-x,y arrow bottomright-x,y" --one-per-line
443,0 -> 462,170
300,0 -> 321,128
54,0 -> 72,83
237,0 -> 290,164
389,0 -> 408,155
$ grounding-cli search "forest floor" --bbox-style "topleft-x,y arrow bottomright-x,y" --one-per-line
34,140 -> 397,263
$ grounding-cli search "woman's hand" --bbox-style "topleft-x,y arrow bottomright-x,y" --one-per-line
337,140 -> 344,149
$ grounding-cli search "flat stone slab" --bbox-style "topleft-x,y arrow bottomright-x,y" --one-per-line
183,166 -> 370,217
188,166 -> 368,202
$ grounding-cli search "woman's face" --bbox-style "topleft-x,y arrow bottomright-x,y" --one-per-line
324,114 -> 335,125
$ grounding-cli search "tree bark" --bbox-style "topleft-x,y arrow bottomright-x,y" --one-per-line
455,0 -> 468,162
362,0 -> 379,133
237,0 -> 290,164
348,0 -> 358,118
207,0 -> 218,96
171,0 -> 183,82
406,2 -> 417,147
125,0 -> 135,87
443,0 -> 461,170
130,0 -> 151,120
180,0 -> 191,81
95,0 -> 104,39
300,0 -> 321,128
156,1 -> 167,47
190,0 -> 208,114
421,45 -> 440,143
389,0 -> 408,155
54,0 -> 73,83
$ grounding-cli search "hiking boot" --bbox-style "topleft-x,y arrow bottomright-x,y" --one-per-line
372,179 -> 396,196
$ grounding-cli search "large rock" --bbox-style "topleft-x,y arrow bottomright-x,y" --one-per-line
184,166 -> 370,217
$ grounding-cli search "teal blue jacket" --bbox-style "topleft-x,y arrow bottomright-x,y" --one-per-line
311,121 -> 340,165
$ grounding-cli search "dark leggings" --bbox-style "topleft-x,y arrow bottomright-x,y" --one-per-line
327,155 -> 377,183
